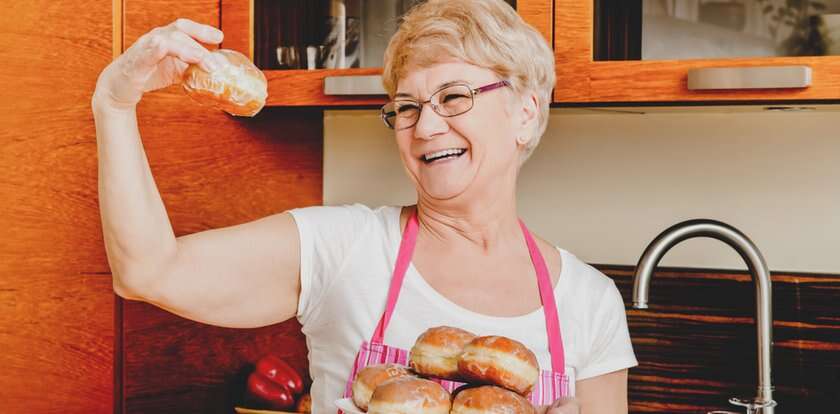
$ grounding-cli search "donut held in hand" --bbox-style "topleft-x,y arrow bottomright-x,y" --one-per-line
182,49 -> 267,117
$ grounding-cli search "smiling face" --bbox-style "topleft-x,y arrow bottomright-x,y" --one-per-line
393,61 -> 534,205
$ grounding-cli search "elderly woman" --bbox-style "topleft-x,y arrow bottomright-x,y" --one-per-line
92,0 -> 636,413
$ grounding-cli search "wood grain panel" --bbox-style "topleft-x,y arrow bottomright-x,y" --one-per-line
597,265 -> 840,413
221,0 -> 251,58
265,68 -> 387,107
124,0 -> 220,46
553,0 -> 593,101
554,0 -> 840,104
0,0 -> 114,411
518,0 -> 553,48
124,302 -> 309,413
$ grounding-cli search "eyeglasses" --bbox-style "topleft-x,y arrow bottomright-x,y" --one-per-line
381,80 -> 511,130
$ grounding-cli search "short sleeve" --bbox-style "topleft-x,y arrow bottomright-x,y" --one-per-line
288,203 -> 374,327
577,280 -> 638,380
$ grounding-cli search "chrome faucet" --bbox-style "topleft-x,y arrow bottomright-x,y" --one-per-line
632,219 -> 776,414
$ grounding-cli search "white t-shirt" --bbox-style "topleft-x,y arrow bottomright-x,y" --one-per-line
288,204 -> 637,414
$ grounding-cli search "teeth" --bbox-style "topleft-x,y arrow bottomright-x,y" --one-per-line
423,148 -> 466,161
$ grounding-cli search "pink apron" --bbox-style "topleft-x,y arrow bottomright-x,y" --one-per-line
341,211 -> 572,410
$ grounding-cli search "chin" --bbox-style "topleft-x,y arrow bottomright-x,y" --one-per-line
407,157 -> 478,202
418,180 -> 471,202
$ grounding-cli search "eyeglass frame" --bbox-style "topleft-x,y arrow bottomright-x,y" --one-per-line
380,80 -> 512,130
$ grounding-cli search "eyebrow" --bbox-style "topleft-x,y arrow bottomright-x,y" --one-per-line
394,80 -> 471,99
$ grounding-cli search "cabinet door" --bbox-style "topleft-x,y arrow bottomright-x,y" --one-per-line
555,0 -> 840,104
221,0 -> 552,107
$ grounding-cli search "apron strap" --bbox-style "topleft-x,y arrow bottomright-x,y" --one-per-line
370,210 -> 419,342
519,219 -> 566,374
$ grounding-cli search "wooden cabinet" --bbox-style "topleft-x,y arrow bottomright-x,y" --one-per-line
0,0 -> 115,411
220,0 -> 553,107
554,0 -> 840,105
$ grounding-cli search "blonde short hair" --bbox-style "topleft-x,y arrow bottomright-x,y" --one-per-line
382,0 -> 555,163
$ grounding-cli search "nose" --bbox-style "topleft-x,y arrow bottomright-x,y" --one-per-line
413,102 -> 449,140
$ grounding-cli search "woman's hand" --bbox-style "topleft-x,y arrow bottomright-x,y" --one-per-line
538,397 -> 580,414
93,18 -> 224,110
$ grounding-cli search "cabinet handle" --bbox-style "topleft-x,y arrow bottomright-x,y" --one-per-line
687,66 -> 811,90
324,75 -> 387,95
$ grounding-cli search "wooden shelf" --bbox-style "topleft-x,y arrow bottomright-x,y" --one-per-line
264,68 -> 386,107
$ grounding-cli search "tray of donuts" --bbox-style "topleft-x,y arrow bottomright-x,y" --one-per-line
337,326 -> 541,414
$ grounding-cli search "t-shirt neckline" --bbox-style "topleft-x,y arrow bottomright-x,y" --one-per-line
389,205 -> 567,323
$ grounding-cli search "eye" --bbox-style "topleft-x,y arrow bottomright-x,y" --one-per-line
441,91 -> 469,103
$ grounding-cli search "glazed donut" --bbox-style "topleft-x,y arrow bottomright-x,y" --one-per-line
409,326 -> 476,380
351,363 -> 412,411
451,385 -> 536,414
367,376 -> 451,414
182,49 -> 267,117
458,336 -> 540,396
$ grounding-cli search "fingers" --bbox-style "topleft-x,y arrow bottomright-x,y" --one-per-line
169,30 -> 222,72
171,18 -> 224,45
551,397 -> 576,407
116,18 -> 225,89
545,397 -> 580,414
133,28 -> 219,73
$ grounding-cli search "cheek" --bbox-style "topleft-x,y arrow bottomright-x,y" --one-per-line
395,134 -> 413,159
395,137 -> 424,176
477,101 -> 518,141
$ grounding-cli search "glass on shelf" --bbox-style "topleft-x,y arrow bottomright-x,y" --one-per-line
255,0 -> 516,70
276,46 -> 300,69
594,0 -> 840,61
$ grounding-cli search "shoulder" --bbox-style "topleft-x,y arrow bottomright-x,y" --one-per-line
559,249 -> 617,299
556,248 -> 627,325
288,203 -> 400,231
288,202 -> 374,221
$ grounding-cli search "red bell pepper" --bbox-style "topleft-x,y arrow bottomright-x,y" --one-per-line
247,374 -> 295,410
255,355 -> 304,395
246,355 -> 304,410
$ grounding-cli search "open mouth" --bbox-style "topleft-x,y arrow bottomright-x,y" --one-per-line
421,148 -> 467,164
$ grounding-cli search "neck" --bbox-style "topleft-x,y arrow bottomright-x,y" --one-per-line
415,187 -> 521,253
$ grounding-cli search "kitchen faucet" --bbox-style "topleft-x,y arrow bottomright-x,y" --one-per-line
632,219 -> 776,414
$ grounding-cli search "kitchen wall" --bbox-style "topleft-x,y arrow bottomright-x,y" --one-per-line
324,108 -> 840,274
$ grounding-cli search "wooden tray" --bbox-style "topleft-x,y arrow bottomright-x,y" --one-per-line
234,407 -> 297,414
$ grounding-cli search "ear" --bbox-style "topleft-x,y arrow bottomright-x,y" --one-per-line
515,91 -> 539,147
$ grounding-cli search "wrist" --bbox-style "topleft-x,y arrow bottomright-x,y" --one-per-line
92,64 -> 142,114
91,87 -> 137,115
